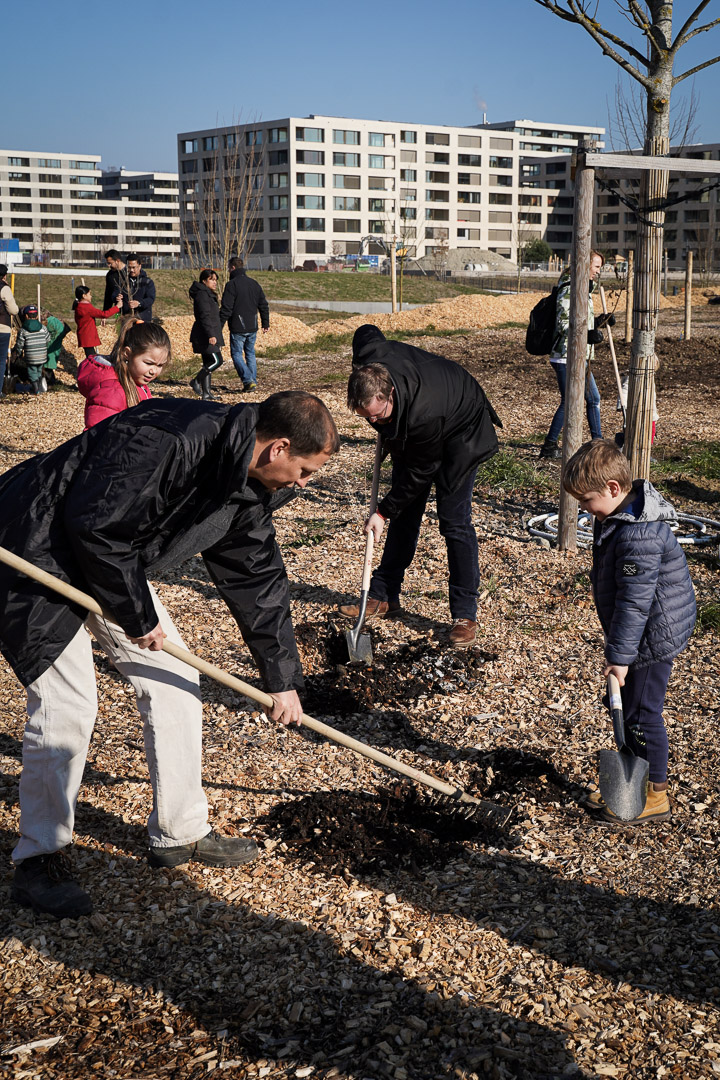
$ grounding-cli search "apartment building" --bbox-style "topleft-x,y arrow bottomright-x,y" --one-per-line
177,114 -> 564,268
0,150 -> 180,267
531,141 -> 720,269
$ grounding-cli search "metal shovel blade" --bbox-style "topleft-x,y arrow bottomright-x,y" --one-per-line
597,747 -> 649,821
345,589 -> 373,665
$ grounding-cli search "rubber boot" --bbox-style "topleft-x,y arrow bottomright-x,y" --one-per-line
190,367 -> 212,400
29,378 -> 43,396
539,437 -> 561,460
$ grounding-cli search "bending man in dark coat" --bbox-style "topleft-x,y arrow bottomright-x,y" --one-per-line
340,325 -> 501,648
0,391 -> 339,918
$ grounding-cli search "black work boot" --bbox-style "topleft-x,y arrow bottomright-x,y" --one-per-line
539,437 -> 561,460
190,367 -> 213,400
12,851 -> 93,919
148,830 -> 259,869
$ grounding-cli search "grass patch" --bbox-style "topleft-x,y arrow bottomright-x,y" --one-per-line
262,325 -> 472,362
651,441 -> 720,482
696,602 -> 720,633
495,321 -> 528,329
476,450 -> 553,497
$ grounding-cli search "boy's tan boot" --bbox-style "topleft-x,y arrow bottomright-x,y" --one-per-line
584,781 -> 671,825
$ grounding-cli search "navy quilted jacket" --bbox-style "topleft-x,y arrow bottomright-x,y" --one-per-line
591,480 -> 696,669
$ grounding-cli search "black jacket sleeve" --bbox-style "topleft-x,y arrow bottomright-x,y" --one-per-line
103,270 -> 118,311
376,419 -> 446,519
136,278 -> 156,314
219,282 -> 234,327
202,505 -> 303,693
256,283 -> 270,329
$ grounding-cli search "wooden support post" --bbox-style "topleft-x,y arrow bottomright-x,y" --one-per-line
37,283 -> 41,315
558,144 -> 595,553
663,249 -> 668,297
684,250 -> 693,340
625,250 -> 634,345
390,241 -> 397,314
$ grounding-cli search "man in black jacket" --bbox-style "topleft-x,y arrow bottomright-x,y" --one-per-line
121,254 -> 156,322
103,249 -> 126,311
0,392 -> 339,918
339,325 -> 501,648
219,256 -> 270,391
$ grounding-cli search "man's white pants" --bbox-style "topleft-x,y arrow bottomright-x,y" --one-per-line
13,584 -> 210,863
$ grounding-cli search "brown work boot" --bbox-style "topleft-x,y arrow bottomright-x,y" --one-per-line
447,618 -> 477,648
586,781 -> 671,825
337,598 -> 403,621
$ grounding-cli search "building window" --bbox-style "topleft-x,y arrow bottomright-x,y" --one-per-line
546,161 -> 567,174
70,160 -> 96,170
245,130 -> 262,146
368,198 -> 385,212
400,150 -> 417,164
297,172 -> 325,187
297,217 -> 324,231
269,127 -> 288,143
11,203 -> 33,212
369,176 -> 393,191
457,173 -> 480,186
297,149 -> 325,166
458,154 -> 481,167
296,126 -> 324,142
369,155 -> 386,169
333,174 -> 361,190
400,207 -> 417,220
458,191 -> 482,204
300,239 -> 326,254
425,171 -> 450,184
400,188 -> 416,202
369,132 -> 387,147
426,152 -> 449,165
333,129 -> 360,145
268,150 -> 288,166
333,219 -> 361,233
488,192 -> 512,205
400,169 -> 417,182
270,239 -> 288,253
297,194 -> 325,210
425,189 -> 449,203
269,217 -> 289,232
458,135 -> 481,148
368,220 -> 385,233
333,152 -> 360,167
425,208 -> 449,221
426,132 -> 450,146
333,196 -> 360,211
37,158 -> 61,168
269,173 -> 288,188
491,175 -> 513,187
8,156 -> 30,166
400,130 -> 417,144
203,136 -> 219,151
8,172 -> 30,181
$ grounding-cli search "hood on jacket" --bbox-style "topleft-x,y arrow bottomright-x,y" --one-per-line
22,319 -> 43,332
189,280 -> 218,301
612,479 -> 678,525
352,324 -> 387,364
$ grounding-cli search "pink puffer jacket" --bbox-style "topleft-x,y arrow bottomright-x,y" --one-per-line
77,354 -> 152,429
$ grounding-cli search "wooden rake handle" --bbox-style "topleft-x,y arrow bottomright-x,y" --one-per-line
0,545 -> 485,807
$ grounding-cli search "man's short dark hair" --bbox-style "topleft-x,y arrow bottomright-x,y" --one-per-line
105,249 -> 122,261
347,363 -> 394,411
127,254 -> 142,266
228,256 -> 244,271
257,391 -> 340,457
0,264 -> 7,279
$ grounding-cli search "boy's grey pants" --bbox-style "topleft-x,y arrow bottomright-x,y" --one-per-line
13,584 -> 210,863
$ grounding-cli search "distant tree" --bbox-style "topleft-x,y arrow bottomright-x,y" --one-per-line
534,0 -> 720,479
522,238 -> 553,265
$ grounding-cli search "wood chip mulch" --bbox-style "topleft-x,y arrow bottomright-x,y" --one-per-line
1,302 -> 719,1080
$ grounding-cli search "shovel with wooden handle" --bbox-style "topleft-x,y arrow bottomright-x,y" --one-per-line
597,672 -> 649,821
0,544 -> 514,829
345,432 -> 383,665
599,285 -> 626,429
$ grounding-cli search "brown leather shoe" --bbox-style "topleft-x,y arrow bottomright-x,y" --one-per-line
337,598 -> 403,621
448,618 -> 477,648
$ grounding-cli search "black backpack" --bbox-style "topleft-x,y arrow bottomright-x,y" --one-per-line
525,286 -> 559,356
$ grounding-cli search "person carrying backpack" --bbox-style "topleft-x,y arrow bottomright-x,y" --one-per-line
538,251 -> 613,460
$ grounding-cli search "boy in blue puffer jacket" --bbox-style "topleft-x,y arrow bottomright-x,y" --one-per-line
563,439 -> 696,825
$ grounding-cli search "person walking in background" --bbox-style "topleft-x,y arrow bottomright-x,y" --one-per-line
73,285 -> 122,357
0,264 -> 19,399
189,268 -> 224,400
120,255 -> 156,323
539,250 -> 613,460
15,304 -> 50,395
78,317 -> 170,428
103,250 -> 127,310
219,255 -> 270,392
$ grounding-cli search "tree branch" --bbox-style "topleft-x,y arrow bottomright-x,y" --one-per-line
626,0 -> 664,55
671,1 -> 714,51
676,18 -> 720,49
534,0 -> 651,71
674,53 -> 720,83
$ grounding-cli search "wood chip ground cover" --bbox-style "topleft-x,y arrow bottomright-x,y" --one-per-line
1,301 -> 719,1079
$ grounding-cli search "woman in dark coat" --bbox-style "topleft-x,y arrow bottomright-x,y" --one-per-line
189,268 -> 225,399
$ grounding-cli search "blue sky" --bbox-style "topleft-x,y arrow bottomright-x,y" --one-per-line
6,0 -> 720,171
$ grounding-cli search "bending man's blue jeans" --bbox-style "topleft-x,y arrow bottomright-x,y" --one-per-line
230,332 -> 258,386
0,331 -> 10,393
547,360 -> 602,442
369,464 -> 480,620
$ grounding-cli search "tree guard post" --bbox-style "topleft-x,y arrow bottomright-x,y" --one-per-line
624,249 -> 634,345
684,250 -> 693,340
558,143 -> 595,553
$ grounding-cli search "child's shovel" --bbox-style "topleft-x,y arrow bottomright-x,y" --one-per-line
597,673 -> 649,820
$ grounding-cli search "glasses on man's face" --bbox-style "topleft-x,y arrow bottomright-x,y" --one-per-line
364,395 -> 393,424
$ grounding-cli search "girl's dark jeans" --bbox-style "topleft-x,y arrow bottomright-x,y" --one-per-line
547,360 -> 602,442
369,463 -> 480,620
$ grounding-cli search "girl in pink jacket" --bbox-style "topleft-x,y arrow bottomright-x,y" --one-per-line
78,317 -> 171,428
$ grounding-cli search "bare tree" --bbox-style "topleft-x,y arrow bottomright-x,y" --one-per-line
534,1 -> 720,477
607,74 -> 700,152
183,119 -> 265,286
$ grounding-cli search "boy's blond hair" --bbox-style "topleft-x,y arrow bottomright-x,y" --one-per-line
563,439 -> 632,495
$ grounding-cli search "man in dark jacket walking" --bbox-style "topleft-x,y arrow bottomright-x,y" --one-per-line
0,392 -> 339,917
103,249 -> 127,311
339,325 -> 501,648
219,256 -> 270,391
121,254 -> 156,322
